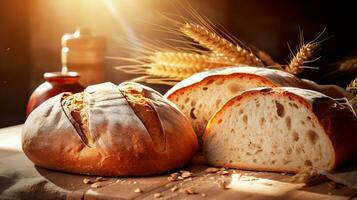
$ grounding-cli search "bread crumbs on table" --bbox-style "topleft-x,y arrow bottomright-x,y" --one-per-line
184,187 -> 197,195
168,172 -> 180,181
216,180 -> 227,190
154,193 -> 162,198
83,178 -> 91,184
95,177 -> 103,182
171,186 -> 179,192
217,170 -> 230,176
205,167 -> 219,173
181,171 -> 193,178
90,182 -> 102,188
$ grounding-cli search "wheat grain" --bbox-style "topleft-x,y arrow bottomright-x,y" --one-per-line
180,23 -> 264,67
147,64 -> 194,79
339,58 -> 357,72
115,52 -> 231,79
146,52 -> 231,78
149,52 -> 231,70
286,42 -> 319,75
130,76 -> 181,86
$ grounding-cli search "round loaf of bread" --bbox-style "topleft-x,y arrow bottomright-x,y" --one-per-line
22,82 -> 198,176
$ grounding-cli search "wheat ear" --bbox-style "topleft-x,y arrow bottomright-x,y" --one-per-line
180,23 -> 264,67
115,52 -> 232,83
149,52 -> 231,70
347,77 -> 357,96
147,52 -> 231,77
339,57 -> 357,72
346,77 -> 357,114
285,42 -> 319,75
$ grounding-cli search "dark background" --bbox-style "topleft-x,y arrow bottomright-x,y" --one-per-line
1,0 -> 356,127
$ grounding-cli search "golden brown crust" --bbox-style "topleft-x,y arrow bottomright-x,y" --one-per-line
312,98 -> 357,169
22,82 -> 198,176
165,66 -> 349,101
164,66 -> 303,98
166,72 -> 277,100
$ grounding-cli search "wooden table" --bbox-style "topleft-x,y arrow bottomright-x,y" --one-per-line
0,125 -> 356,200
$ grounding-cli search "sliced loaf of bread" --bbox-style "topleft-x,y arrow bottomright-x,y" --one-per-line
203,87 -> 357,173
164,66 -> 350,141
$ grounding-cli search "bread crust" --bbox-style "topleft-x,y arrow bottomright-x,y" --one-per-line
204,87 -> 357,173
165,66 -> 303,99
22,82 -> 198,176
165,66 -> 350,100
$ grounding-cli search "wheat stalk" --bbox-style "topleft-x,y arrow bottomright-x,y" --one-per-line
257,50 -> 285,71
115,52 -> 233,85
285,42 -> 319,75
347,77 -> 357,114
349,96 -> 357,116
347,77 -> 357,96
180,23 -> 264,67
339,57 -> 357,72
258,51 -> 279,66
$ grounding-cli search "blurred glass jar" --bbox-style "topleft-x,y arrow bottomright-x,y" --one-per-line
26,72 -> 84,116
61,27 -> 106,86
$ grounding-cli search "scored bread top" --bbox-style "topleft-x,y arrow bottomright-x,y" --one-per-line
119,83 -> 165,152
62,92 -> 91,146
22,82 -> 198,176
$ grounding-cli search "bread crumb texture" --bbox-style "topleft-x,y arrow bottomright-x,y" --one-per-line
203,89 -> 335,172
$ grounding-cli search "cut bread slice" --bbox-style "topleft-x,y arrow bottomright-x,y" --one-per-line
165,66 -> 350,142
203,87 -> 357,173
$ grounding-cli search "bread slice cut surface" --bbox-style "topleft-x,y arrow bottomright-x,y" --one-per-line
203,87 -> 342,173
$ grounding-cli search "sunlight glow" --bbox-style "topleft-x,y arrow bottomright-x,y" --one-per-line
228,174 -> 304,196
0,125 -> 22,152
104,0 -> 140,48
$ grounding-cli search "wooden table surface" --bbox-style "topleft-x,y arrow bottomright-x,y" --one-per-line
0,125 -> 356,200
